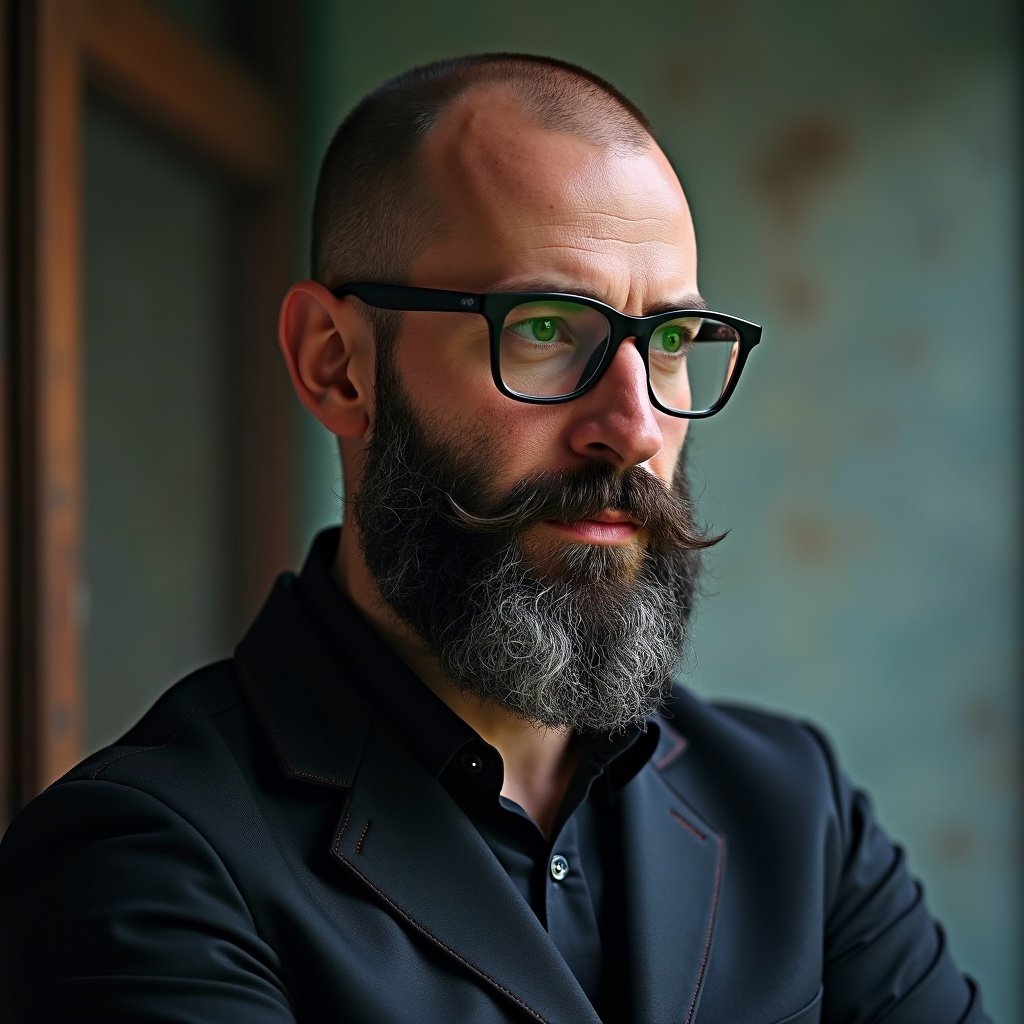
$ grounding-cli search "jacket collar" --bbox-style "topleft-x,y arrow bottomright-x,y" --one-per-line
236,573 -> 373,788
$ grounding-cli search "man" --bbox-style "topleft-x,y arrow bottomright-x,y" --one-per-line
0,54 -> 988,1023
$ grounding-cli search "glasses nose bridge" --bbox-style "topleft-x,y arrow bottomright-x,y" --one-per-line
604,308 -> 653,365
592,309 -> 654,396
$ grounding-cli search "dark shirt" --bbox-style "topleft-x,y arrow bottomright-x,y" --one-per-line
294,529 -> 659,1017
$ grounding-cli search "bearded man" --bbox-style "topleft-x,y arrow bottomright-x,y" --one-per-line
0,54 -> 988,1023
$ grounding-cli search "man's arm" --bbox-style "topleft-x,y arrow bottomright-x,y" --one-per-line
805,724 -> 989,1023
0,779 -> 296,1023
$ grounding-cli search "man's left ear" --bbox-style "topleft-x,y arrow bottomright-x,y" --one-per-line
277,280 -> 374,438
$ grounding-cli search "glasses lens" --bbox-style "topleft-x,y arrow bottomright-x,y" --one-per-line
500,301 -> 611,398
648,317 -> 740,414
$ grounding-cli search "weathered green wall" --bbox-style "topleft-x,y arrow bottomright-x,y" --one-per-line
299,2 -> 1021,1017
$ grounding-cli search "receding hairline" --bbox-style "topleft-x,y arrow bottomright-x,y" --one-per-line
403,55 -> 654,151
427,79 -> 656,162
311,53 -> 658,289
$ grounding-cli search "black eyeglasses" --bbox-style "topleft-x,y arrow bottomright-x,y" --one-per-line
332,282 -> 761,418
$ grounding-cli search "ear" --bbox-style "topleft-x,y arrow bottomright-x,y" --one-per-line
278,281 -> 374,438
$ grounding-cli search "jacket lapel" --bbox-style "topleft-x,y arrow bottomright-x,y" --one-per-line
332,721 -> 602,1024
237,579 -> 601,1024
618,725 -> 726,1024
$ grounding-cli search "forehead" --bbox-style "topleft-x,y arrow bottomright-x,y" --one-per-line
414,86 -> 697,309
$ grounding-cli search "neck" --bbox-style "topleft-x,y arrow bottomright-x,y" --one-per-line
333,523 -> 577,836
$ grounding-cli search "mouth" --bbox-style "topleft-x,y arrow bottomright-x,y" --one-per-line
543,510 -> 641,545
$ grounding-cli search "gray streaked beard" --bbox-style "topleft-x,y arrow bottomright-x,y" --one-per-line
352,353 -> 720,735
435,540 -> 691,732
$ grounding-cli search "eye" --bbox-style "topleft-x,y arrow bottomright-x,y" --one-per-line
509,317 -> 565,344
651,320 -> 697,355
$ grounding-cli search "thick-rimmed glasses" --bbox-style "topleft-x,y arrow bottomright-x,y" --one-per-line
332,283 -> 762,418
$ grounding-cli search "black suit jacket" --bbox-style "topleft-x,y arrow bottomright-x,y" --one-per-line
0,573 -> 988,1023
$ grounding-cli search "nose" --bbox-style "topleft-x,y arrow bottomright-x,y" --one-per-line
565,338 -> 663,468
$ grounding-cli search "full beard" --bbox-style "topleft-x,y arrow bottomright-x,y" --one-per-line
352,353 -> 720,735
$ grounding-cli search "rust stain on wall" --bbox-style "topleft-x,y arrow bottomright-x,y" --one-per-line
780,509 -> 874,565
778,272 -> 821,320
752,116 -> 851,227
655,60 -> 701,106
889,326 -> 931,369
962,693 -> 1003,739
933,822 -> 975,865
782,511 -> 833,563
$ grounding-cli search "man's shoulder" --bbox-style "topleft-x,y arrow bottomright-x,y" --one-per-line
1,655 -> 295,895
659,683 -> 831,763
651,684 -> 846,829
58,658 -> 250,793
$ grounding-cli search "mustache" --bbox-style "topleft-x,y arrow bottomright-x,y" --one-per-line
446,463 -> 724,553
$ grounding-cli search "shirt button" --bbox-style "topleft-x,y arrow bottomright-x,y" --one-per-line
550,855 -> 569,881
460,750 -> 483,773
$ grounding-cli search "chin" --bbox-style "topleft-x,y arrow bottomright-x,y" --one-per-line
518,528 -> 647,589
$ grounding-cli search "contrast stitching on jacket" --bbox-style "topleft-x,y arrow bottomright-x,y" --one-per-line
655,768 -> 726,839
242,672 -> 352,788
684,833 -> 726,1024
655,727 -> 688,770
264,712 -> 353,785
337,800 -> 354,843
669,808 -> 706,842
279,763 -> 352,786
335,852 -> 550,1024
91,709 -> 196,779
356,820 -> 371,855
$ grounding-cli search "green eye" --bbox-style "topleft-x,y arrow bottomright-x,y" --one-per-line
511,317 -> 560,343
656,325 -> 685,354
529,318 -> 557,342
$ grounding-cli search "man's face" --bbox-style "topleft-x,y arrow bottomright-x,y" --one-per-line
397,89 -> 700,510
352,93 -> 710,733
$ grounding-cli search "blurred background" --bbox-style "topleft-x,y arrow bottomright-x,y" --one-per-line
2,0 -> 1019,1018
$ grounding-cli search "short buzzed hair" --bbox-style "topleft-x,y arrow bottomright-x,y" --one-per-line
310,53 -> 654,290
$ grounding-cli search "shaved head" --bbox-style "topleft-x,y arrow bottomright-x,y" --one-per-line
310,54 -> 656,293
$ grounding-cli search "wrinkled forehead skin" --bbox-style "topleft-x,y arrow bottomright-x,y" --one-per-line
412,84 -> 699,311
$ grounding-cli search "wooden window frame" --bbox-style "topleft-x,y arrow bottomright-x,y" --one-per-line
3,0 -> 297,818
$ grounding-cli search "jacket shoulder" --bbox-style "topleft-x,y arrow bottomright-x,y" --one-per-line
58,659 -> 248,789
656,686 -> 838,790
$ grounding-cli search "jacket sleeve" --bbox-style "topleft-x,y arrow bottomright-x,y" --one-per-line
803,724 -> 990,1024
0,779 -> 296,1024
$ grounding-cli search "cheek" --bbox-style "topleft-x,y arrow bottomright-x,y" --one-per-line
396,354 -> 564,498
657,419 -> 689,488
396,314 -> 493,419
468,399 -> 569,496
397,317 -> 568,465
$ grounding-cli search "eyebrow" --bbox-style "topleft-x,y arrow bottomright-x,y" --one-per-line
486,277 -> 709,315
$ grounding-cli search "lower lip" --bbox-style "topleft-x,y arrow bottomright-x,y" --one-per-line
544,519 -> 639,544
